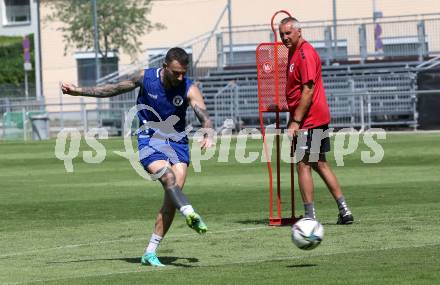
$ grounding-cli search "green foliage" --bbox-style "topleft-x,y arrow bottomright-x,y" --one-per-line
44,0 -> 165,59
0,36 -> 22,47
0,35 -> 35,86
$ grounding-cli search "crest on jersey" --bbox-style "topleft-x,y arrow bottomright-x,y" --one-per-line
289,63 -> 295,73
173,95 -> 184,106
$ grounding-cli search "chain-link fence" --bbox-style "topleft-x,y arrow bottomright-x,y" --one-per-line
0,87 -> 436,142
2,14 -> 440,140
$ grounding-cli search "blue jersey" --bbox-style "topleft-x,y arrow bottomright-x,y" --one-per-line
136,68 -> 192,144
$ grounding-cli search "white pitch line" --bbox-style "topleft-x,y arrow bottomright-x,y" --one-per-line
0,226 -> 270,259
5,242 -> 440,285
4,267 -> 173,285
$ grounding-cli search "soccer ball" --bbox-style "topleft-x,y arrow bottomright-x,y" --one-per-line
291,218 -> 324,250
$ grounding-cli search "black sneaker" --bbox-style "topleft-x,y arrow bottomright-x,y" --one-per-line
337,213 -> 354,225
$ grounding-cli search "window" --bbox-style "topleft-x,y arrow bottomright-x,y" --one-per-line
74,52 -> 119,87
2,0 -> 31,25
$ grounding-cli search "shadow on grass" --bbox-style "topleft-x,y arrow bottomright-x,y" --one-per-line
286,263 -> 317,268
235,218 -> 270,225
48,256 -> 199,268
320,222 -> 357,226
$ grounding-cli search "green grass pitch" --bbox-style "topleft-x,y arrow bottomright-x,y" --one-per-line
1,133 -> 440,284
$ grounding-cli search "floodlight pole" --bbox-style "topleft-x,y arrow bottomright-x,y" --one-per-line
24,70 -> 29,100
227,0 -> 233,65
332,0 -> 337,60
92,0 -> 101,83
92,0 -> 102,124
373,0 -> 377,22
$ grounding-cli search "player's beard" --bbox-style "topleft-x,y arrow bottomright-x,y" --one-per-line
163,70 -> 183,91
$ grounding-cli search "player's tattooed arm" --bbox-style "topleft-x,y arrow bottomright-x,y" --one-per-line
188,84 -> 214,149
188,84 -> 213,129
61,69 -> 144,98
193,104 -> 213,129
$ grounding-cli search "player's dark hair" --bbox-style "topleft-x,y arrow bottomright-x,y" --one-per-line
165,47 -> 189,66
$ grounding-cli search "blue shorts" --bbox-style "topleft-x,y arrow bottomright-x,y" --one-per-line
138,136 -> 190,170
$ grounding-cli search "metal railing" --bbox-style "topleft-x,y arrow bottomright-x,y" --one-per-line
1,89 -> 437,141
1,14 -> 431,88
0,63 -> 423,140
96,13 -> 440,85
0,84 -> 36,99
218,15 -> 440,66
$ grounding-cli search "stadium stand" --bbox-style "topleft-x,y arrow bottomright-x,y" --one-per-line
192,61 -> 419,129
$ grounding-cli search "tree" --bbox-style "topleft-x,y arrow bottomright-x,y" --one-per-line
0,35 -> 35,89
44,0 -> 165,60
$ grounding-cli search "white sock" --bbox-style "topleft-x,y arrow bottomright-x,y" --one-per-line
179,205 -> 195,217
145,233 -> 162,254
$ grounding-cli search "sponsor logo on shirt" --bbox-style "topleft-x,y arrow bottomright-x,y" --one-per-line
173,95 -> 184,106
148,92 -> 158,99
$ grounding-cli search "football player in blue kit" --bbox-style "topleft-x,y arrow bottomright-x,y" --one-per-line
62,47 -> 213,267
